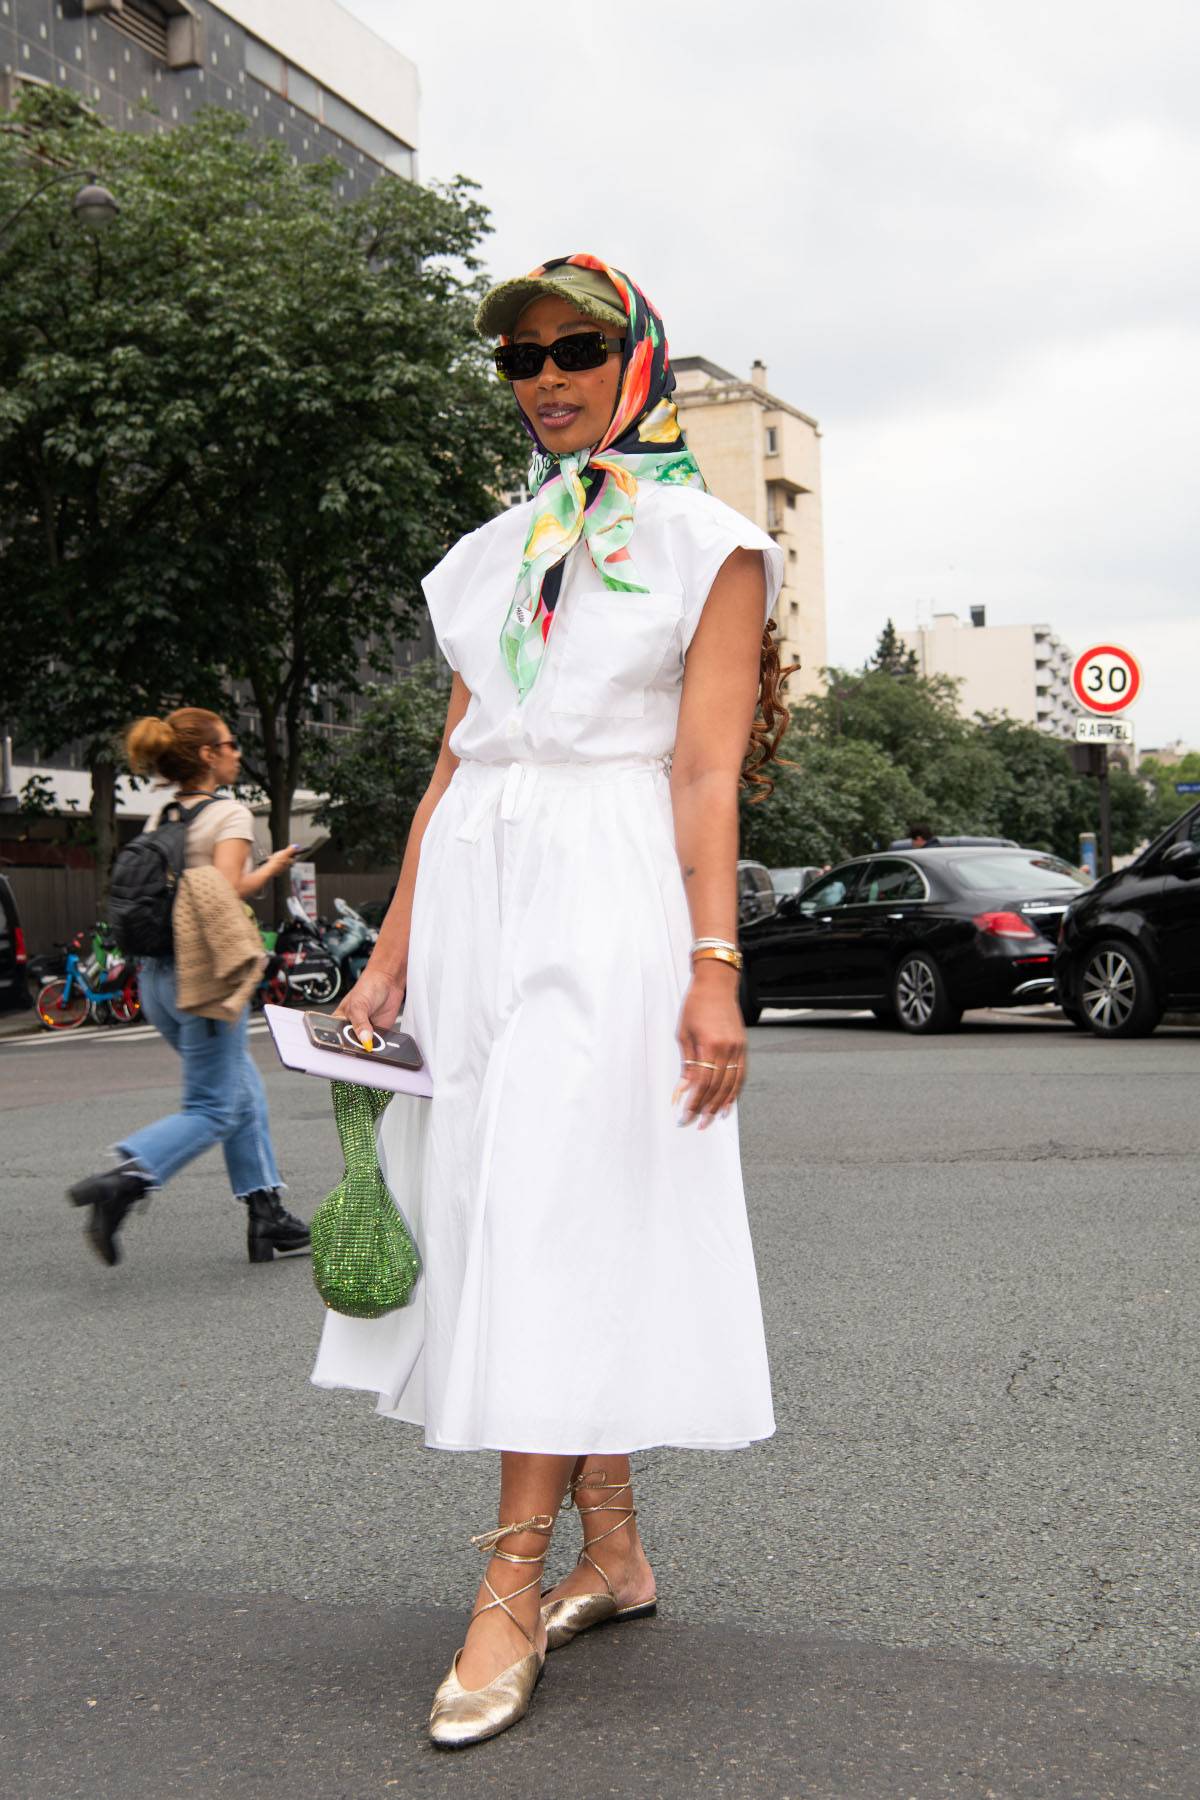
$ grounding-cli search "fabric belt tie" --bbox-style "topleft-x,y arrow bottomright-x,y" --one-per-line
456,763 -> 537,844
454,757 -> 669,846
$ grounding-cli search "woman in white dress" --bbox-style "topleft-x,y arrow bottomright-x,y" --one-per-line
315,255 -> 789,1748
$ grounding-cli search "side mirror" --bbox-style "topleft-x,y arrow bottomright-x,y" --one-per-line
1163,840 -> 1200,876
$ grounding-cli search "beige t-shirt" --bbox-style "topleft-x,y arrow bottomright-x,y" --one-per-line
153,796 -> 256,874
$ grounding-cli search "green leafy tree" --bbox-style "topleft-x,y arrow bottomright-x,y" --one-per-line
0,89 -> 523,899
739,669 -> 1150,869
974,716 -> 1090,855
869,618 -> 919,677
310,662 -> 452,870
1106,762 -> 1151,857
740,737 -> 928,865
1138,753 -> 1200,839
1,89 -> 226,887
798,665 -> 968,775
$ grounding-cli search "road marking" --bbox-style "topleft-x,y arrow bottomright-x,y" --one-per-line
0,1019 -> 271,1051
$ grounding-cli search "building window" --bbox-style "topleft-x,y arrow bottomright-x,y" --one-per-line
242,35 -> 415,177
245,35 -> 283,91
765,426 -> 779,456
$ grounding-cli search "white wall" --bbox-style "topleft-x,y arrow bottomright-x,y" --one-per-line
217,0 -> 419,148
906,615 -> 1076,735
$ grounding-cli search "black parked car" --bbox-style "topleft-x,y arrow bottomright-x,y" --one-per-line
737,859 -> 777,927
888,834 -> 1018,850
0,873 -> 28,1012
1055,802 -> 1200,1037
740,846 -> 1091,1033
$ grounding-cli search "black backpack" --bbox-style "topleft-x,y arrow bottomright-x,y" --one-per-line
108,797 -> 218,958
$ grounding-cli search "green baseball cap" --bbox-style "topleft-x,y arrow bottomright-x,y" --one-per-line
475,260 -> 627,338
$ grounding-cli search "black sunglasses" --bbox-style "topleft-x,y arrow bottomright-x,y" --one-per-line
494,331 -> 625,383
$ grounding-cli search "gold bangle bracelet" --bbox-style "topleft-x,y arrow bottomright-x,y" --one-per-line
691,945 -> 744,972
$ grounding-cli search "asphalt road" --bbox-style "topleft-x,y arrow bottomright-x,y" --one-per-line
2,1008 -> 1198,1797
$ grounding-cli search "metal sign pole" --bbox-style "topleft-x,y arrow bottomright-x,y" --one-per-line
1097,744 -> 1112,877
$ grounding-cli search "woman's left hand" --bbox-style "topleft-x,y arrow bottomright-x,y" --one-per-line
675,965 -> 747,1129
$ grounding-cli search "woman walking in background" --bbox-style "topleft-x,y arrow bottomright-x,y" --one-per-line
68,708 -> 310,1268
315,254 -> 791,1747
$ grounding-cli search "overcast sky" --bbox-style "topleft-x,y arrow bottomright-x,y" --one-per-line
343,0 -> 1197,748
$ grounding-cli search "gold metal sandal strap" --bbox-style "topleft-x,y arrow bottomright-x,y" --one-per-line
468,1513 -> 556,1651
470,1513 -> 555,1556
567,1474 -> 637,1599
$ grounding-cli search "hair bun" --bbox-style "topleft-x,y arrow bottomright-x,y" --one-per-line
125,715 -> 176,776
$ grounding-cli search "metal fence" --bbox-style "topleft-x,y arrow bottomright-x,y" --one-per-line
3,868 -> 101,955
4,867 -> 397,955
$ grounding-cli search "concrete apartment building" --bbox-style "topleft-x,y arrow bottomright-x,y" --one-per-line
0,0 -> 416,184
2,0 -> 423,831
672,357 -> 827,698
903,610 -> 1076,737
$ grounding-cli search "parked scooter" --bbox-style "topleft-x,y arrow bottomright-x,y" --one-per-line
274,897 -> 341,1005
318,898 -> 377,989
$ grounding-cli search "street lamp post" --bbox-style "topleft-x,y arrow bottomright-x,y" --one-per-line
0,167 -> 120,244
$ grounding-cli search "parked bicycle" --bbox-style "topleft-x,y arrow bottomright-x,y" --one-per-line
36,926 -> 141,1031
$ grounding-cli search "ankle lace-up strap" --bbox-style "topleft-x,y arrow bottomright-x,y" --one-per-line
566,1471 -> 636,1600
468,1513 -> 555,1649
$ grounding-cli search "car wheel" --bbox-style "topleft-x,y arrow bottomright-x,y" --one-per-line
892,952 -> 962,1034
739,969 -> 762,1027
1077,940 -> 1161,1038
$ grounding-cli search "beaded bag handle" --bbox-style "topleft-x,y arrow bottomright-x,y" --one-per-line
310,1081 -> 419,1318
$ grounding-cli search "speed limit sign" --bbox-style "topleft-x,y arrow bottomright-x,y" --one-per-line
1071,643 -> 1141,715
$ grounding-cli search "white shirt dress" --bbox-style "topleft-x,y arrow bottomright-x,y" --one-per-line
312,482 -> 783,1454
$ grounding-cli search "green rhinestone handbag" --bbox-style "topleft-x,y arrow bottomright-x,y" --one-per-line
310,1081 -> 420,1318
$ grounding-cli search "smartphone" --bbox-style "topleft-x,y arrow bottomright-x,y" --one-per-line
303,1012 -> 424,1071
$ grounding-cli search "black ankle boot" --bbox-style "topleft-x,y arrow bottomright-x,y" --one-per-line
68,1162 -> 150,1267
242,1189 -> 311,1263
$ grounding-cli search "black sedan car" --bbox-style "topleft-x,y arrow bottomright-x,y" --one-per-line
1055,801 -> 1200,1037
740,846 -> 1091,1033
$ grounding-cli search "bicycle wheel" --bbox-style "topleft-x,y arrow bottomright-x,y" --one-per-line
37,979 -> 89,1031
110,979 -> 142,1025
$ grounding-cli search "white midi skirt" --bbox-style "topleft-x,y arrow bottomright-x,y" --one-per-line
311,755 -> 775,1454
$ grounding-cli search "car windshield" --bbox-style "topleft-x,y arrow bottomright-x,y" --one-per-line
772,868 -> 805,891
948,852 -> 1090,893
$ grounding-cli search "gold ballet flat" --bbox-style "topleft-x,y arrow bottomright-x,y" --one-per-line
540,1471 -> 657,1652
429,1512 -> 554,1750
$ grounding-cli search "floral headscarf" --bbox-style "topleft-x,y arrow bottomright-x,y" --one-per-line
497,254 -> 707,700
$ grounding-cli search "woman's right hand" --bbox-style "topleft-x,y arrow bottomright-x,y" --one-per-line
337,965 -> 406,1047
266,844 -> 299,875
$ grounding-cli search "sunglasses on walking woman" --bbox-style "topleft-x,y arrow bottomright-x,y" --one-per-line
493,331 -> 626,382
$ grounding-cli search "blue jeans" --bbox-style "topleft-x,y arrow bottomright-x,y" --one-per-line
119,959 -> 283,1199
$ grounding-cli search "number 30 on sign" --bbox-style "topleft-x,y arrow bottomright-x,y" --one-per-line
1071,644 -> 1141,715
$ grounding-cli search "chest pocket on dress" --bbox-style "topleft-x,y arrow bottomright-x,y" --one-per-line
550,591 -> 683,720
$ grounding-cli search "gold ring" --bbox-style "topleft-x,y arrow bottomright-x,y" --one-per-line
683,1059 -> 718,1069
